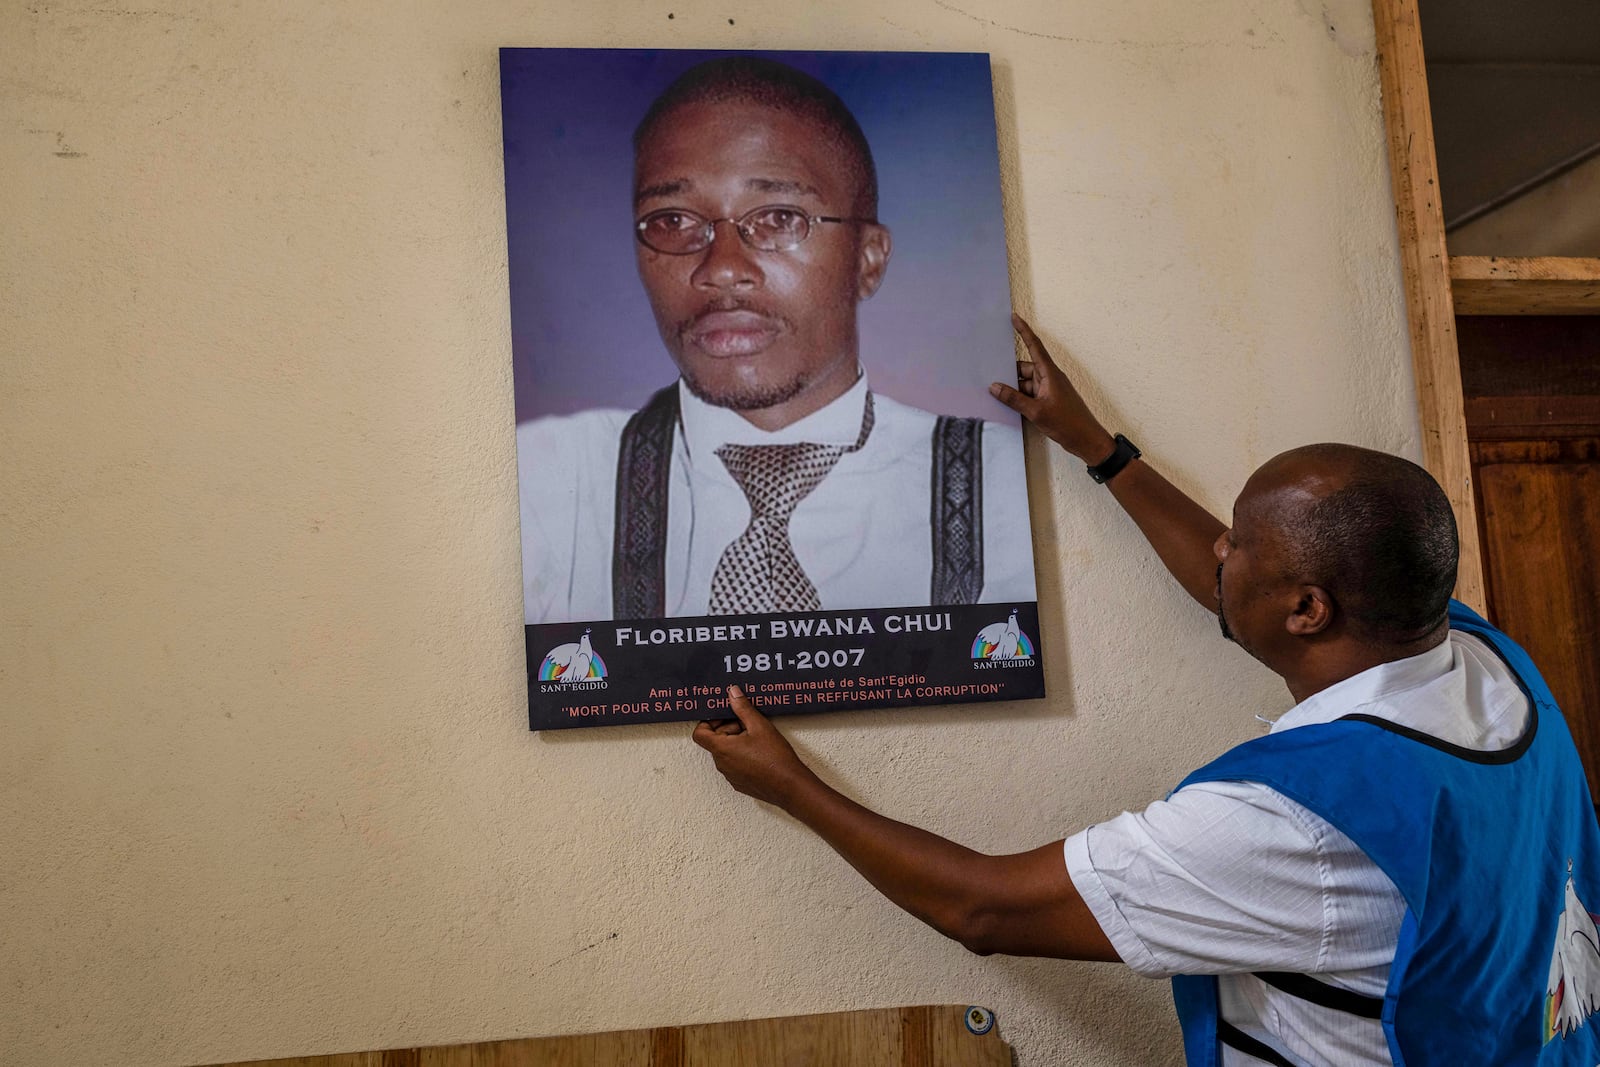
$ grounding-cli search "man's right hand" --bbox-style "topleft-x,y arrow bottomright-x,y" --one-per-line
991,313 -> 1116,464
991,311 -> 1228,612
693,686 -> 816,810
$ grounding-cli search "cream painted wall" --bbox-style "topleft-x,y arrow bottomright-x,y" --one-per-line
1,1 -> 1416,1064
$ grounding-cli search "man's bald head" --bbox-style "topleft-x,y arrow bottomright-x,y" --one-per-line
633,56 -> 879,218
1260,444 -> 1459,644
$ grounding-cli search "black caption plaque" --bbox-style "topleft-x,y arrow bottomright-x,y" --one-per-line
528,603 -> 1043,729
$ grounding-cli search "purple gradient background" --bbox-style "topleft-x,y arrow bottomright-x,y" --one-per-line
502,48 -> 1018,426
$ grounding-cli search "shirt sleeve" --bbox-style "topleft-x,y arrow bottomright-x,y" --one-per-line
1064,780 -> 1403,979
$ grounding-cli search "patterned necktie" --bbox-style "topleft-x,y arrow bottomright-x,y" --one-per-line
708,394 -> 874,614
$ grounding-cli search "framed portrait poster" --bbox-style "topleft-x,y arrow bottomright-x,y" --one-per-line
503,47 -> 1045,729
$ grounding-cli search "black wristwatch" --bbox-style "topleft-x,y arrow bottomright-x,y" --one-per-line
1087,433 -> 1141,484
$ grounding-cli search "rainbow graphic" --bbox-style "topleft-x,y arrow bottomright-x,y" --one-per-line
972,631 -> 1035,659
538,655 -> 606,682
971,611 -> 1035,660
538,631 -> 608,683
1546,983 -> 1563,1045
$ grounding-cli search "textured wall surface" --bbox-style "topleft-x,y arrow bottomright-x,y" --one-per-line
1,1 -> 1415,1064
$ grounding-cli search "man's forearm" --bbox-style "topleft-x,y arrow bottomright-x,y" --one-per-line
1101,456 -> 1226,612
777,766 -> 1118,961
780,767 -> 993,945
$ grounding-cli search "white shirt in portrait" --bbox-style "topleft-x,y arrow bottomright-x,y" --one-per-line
516,374 -> 1037,624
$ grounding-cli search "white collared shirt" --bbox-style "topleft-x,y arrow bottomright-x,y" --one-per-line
516,375 -> 1036,623
1066,630 -> 1531,1066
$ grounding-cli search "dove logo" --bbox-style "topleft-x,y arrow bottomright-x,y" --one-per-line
537,629 -> 610,692
971,610 -> 1036,662
1545,861 -> 1600,1043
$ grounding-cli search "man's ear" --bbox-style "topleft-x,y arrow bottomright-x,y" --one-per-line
855,224 -> 892,300
1286,585 -> 1335,637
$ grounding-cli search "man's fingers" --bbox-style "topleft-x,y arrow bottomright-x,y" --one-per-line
692,718 -> 745,760
989,381 -> 1038,418
691,720 -> 718,749
1011,312 -> 1060,369
696,685 -> 765,745
726,684 -> 764,731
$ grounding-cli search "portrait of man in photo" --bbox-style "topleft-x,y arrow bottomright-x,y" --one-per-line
505,50 -> 1039,629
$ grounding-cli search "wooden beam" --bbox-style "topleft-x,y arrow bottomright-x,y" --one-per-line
1451,256 -> 1600,315
1371,0 -> 1487,613
1465,396 -> 1600,440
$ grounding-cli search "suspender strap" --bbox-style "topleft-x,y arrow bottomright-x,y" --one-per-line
1250,972 -> 1384,1019
615,394 -> 988,613
1216,974 -> 1385,1065
1216,1021 -> 1297,1067
929,415 -> 984,605
612,386 -> 679,619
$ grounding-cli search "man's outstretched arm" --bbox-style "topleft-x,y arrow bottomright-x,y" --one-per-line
693,687 -> 1120,962
992,314 -> 1226,612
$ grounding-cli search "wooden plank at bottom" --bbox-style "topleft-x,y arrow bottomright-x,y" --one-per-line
921,1006 -> 1009,1067
200,1006 -> 1011,1067
649,1027 -> 684,1067
679,1005 -> 1009,1067
417,1031 -> 651,1067
901,1006 -> 933,1065
220,1055 -> 383,1067
682,1006 -> 900,1066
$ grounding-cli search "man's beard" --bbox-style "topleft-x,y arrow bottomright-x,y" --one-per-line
1216,563 -> 1235,643
679,367 -> 807,412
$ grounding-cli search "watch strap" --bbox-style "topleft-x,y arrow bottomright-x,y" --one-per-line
1087,433 -> 1141,484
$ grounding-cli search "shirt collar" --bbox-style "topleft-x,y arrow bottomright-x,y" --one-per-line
1268,638 -> 1455,734
677,372 -> 869,466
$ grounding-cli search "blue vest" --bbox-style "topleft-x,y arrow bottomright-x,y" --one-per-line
1171,601 -> 1600,1066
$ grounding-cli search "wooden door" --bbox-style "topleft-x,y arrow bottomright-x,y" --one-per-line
1460,316 -> 1600,796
